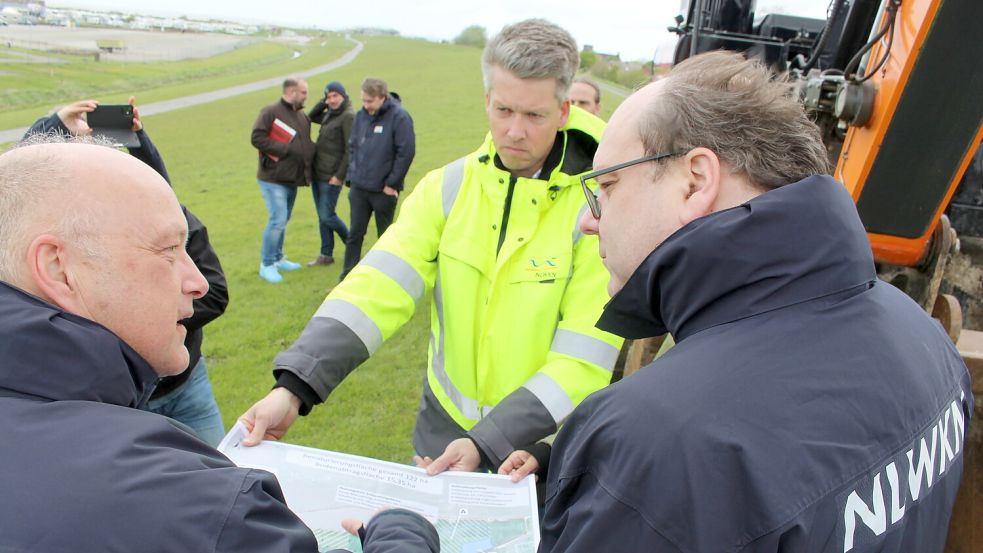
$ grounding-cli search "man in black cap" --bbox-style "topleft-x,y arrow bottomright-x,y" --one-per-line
307,81 -> 353,267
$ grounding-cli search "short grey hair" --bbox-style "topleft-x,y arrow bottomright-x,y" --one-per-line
640,51 -> 830,190
481,19 -> 579,103
0,133 -> 112,282
574,76 -> 601,103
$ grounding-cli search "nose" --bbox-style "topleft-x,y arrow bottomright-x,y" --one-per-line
579,207 -> 599,235
506,116 -> 526,141
181,250 -> 209,300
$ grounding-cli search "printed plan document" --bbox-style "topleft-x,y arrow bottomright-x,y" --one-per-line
218,423 -> 539,552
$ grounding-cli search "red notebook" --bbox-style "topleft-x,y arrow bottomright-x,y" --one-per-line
265,118 -> 297,161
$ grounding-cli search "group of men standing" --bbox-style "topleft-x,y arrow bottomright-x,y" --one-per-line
251,75 -> 416,284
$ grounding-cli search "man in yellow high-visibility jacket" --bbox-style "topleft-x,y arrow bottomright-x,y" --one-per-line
239,19 -> 623,473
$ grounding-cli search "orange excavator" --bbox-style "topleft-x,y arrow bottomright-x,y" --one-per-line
642,0 -> 982,549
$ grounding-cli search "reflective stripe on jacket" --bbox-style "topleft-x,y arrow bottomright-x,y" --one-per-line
276,107 -> 622,467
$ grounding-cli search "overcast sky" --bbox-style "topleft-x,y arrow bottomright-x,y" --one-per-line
51,1 -> 830,62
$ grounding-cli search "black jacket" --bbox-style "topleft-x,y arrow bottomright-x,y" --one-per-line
309,97 -> 355,183
24,114 -> 230,398
252,98 -> 315,186
0,281 -> 319,552
347,95 -> 415,192
0,283 -> 440,553
542,175 -> 973,553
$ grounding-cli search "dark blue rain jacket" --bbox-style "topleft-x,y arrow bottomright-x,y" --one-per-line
347,95 -> 415,192
0,283 -> 439,553
542,175 -> 973,553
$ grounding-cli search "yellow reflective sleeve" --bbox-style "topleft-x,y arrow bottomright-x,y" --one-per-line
328,167 -> 446,342
539,231 -> 624,413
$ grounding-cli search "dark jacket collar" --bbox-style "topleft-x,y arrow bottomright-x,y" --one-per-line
328,98 -> 352,118
597,175 -> 877,341
0,281 -> 158,407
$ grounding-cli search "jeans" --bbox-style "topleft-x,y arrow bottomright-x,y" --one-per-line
342,186 -> 397,277
258,179 -> 298,266
312,180 -> 349,257
145,358 -> 225,447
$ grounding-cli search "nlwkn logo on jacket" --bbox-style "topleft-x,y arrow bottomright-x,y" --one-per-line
840,390 -> 967,551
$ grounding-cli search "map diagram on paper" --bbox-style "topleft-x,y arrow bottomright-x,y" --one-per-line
218,423 -> 539,553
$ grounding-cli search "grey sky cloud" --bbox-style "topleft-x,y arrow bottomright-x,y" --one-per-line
52,0 -> 830,62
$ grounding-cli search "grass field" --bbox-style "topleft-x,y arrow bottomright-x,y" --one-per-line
0,34 -> 351,129
156,34 -> 492,461
7,33 -> 624,462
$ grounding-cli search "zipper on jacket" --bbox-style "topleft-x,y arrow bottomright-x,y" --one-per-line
496,175 -> 517,256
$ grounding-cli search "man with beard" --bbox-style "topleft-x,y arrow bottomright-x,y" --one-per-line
252,77 -> 315,284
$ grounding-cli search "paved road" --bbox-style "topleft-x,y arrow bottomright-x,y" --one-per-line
1,38 -> 363,144
597,80 -> 631,99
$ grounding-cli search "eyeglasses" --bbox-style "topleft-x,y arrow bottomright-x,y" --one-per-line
580,151 -> 684,219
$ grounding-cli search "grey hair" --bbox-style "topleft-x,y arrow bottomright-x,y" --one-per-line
0,133 -> 113,282
481,19 -> 579,103
639,51 -> 830,190
574,76 -> 601,103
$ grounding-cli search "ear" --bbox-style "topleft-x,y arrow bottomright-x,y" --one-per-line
678,147 -> 722,226
558,98 -> 571,129
27,234 -> 89,316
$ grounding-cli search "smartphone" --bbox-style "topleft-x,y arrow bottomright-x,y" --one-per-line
87,104 -> 134,129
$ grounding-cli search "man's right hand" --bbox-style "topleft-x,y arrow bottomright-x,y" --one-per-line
238,387 -> 302,446
498,449 -> 540,483
56,100 -> 98,136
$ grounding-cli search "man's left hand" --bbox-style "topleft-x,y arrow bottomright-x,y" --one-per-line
383,185 -> 399,197
420,438 -> 480,476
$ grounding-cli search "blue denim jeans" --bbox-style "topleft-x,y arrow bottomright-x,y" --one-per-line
145,358 -> 225,447
312,180 -> 349,257
258,179 -> 298,266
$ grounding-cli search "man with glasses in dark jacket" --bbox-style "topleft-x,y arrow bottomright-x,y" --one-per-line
539,50 -> 973,553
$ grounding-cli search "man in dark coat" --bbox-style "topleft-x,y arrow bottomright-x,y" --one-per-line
251,77 -> 316,284
539,51 -> 973,552
340,76 -> 416,279
0,138 -> 437,553
307,80 -> 353,267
